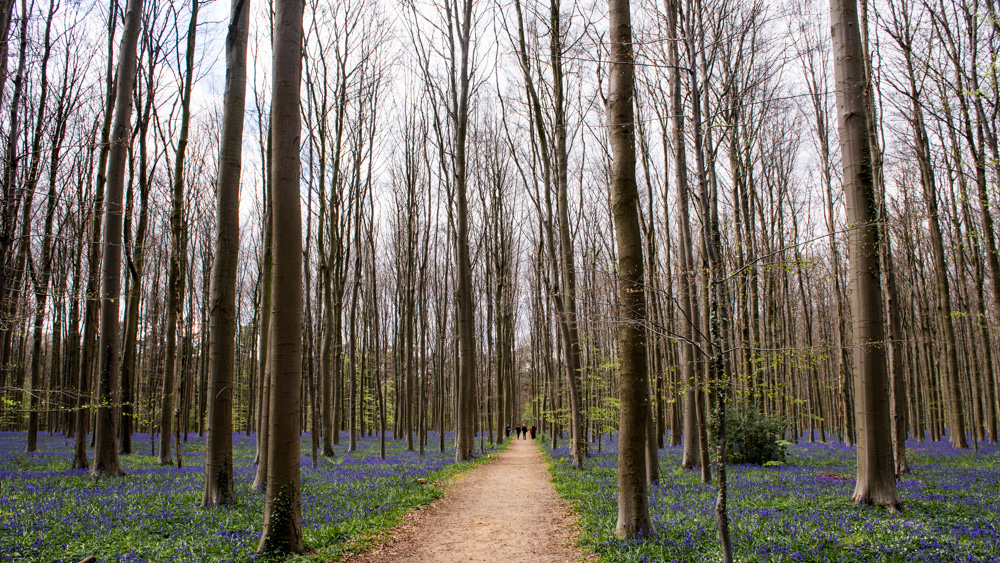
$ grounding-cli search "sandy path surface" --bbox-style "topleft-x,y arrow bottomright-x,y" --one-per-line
345,437 -> 589,563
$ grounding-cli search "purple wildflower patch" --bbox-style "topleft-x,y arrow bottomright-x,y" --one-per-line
0,430 -> 475,562
544,434 -> 1000,562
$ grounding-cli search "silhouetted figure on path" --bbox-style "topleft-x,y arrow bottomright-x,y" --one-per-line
505,425 -> 511,439
516,426 -> 523,439
530,426 -> 536,439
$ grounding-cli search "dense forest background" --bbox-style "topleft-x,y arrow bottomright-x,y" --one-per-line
0,0 -> 997,543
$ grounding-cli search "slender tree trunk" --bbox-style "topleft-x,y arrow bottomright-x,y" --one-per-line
682,1 -> 732,554
891,8 -> 946,461
80,4 -> 119,461
120,28 -> 158,454
92,0 -> 143,477
23,0 -> 60,453
609,0 -> 651,539
202,0 -> 250,508
321,264 -> 335,455
666,0 -> 703,472
547,0 -> 586,470
452,0 -> 477,463
0,1 -> 29,370
160,0 -> 199,465
252,153 -> 273,491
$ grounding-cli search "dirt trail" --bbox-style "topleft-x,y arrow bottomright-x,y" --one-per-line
345,436 -> 589,563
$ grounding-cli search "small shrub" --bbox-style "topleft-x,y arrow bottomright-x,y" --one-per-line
709,406 -> 787,465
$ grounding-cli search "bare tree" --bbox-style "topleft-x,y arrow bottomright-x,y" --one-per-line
257,0 -> 304,553
404,0 -> 479,461
203,0 -> 250,508
24,0 -> 60,453
608,0 -> 651,539
92,0 -> 144,477
160,0 -> 199,466
829,0 -> 900,508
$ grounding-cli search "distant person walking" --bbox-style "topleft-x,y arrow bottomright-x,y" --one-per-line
505,425 -> 511,439
530,425 -> 536,439
516,426 -> 523,439
522,426 -> 528,439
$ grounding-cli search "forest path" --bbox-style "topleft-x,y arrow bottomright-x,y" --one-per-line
343,436 -> 589,563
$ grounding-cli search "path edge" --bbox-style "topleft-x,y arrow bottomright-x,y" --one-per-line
301,439 -> 512,562
535,436 -> 600,563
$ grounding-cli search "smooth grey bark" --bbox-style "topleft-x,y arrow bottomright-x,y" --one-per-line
257,0 -> 304,553
25,0 -> 58,454
202,0 -> 250,508
160,0 -> 199,465
549,0 -> 586,471
856,0 -> 911,470
120,28 -> 156,455
252,123 -> 272,491
93,0 -> 144,477
450,0 -> 477,463
72,0 -> 118,470
664,0 -> 704,472
829,0 -> 900,508
608,0 -> 651,539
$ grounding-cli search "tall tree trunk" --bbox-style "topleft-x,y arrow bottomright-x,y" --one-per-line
452,0 -> 477,463
93,0 -> 143,477
0,0 -> 28,368
608,0 -> 651,539
665,0 -> 703,471
888,3 -> 948,462
72,0 -> 119,469
25,0 -> 59,453
160,0 -> 199,465
829,0 -> 899,508
321,261 -> 334,455
682,0 -> 731,554
348,215 -> 362,453
257,0 -> 304,553
549,0 -> 586,470
859,0 -> 909,470
252,180 -> 272,490
203,0 -> 250,508
120,28 -> 157,455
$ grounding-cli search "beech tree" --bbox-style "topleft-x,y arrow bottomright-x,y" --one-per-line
403,0 -> 478,461
160,0 -> 199,466
829,0 -> 900,508
203,0 -> 250,508
24,0 -> 59,453
608,0 -> 651,539
2,0 -> 1000,548
257,0 -> 304,553
89,0 -> 144,477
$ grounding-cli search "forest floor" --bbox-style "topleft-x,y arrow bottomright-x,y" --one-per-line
543,434 -> 1000,562
344,436 -> 592,563
0,431 -> 496,562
